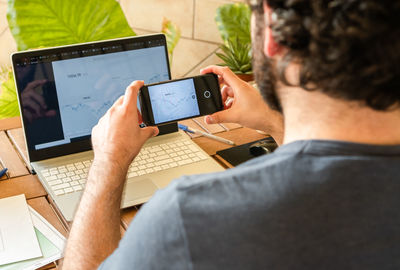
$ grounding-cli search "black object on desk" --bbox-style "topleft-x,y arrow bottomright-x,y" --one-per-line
216,137 -> 278,167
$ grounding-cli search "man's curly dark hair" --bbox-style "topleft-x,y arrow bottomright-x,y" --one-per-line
252,0 -> 400,110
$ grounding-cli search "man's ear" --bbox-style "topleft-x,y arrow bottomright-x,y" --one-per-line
263,4 -> 280,57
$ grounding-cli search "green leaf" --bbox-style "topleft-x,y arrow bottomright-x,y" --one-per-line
215,38 -> 252,74
0,68 -> 20,119
7,0 -> 136,50
215,3 -> 251,45
161,17 -> 181,66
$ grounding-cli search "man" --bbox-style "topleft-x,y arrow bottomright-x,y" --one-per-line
63,0 -> 400,269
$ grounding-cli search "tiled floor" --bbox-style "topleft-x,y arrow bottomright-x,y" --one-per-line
0,0 -> 244,79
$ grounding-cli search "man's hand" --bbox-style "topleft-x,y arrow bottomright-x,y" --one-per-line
21,80 -> 56,123
201,66 -> 284,144
91,81 -> 159,177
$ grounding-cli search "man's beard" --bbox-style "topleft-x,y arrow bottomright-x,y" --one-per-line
252,12 -> 283,113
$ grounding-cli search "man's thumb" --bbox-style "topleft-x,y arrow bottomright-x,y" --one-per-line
205,110 -> 232,124
142,126 -> 159,140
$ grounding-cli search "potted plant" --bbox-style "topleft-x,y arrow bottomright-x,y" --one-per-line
215,3 -> 253,82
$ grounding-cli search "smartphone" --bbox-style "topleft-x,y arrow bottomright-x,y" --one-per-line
139,74 -> 223,126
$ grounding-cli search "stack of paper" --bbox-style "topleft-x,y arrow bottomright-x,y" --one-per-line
0,195 -> 65,270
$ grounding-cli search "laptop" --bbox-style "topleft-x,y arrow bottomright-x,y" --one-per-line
12,34 -> 224,221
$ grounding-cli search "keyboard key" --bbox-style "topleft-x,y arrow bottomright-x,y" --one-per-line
75,169 -> 83,174
62,177 -> 72,183
150,146 -> 162,153
71,175 -> 80,181
161,164 -> 170,170
169,162 -> 178,168
59,168 -> 68,173
46,175 -> 58,181
79,179 -> 86,185
154,166 -> 162,172
42,172 -> 50,177
66,171 -> 75,176
70,181 -> 79,186
50,170 -> 58,176
41,169 -> 49,174
154,154 -> 169,161
64,187 -> 74,193
53,183 -> 70,190
145,168 -> 154,174
155,159 -> 171,166
57,173 -> 66,179
173,156 -> 182,161
54,190 -> 64,196
138,170 -> 146,176
178,160 -> 192,166
67,166 -> 76,171
48,180 -> 62,186
128,172 -> 138,178
73,185 -> 83,191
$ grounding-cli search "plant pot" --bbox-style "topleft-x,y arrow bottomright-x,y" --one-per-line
236,73 -> 254,82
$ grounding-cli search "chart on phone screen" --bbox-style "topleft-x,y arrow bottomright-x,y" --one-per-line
52,47 -> 169,139
149,79 -> 200,124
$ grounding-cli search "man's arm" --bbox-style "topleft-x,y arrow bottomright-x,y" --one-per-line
62,81 -> 158,270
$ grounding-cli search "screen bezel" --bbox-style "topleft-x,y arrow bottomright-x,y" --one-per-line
12,34 -> 174,162
139,74 -> 222,126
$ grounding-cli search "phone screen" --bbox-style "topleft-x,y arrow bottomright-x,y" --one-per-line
148,78 -> 200,124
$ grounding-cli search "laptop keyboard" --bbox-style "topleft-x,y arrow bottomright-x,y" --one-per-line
40,139 -> 208,196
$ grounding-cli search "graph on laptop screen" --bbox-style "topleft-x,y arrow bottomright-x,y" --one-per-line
13,38 -> 170,152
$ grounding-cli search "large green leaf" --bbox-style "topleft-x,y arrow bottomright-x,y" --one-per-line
7,0 -> 136,50
215,3 -> 251,45
0,68 -> 20,119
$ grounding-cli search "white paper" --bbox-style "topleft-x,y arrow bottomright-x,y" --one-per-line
0,195 -> 42,265
0,206 -> 66,270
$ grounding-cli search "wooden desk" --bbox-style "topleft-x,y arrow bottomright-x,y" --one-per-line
0,116 -> 266,268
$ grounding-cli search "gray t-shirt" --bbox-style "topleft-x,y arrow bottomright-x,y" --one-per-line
99,140 -> 400,269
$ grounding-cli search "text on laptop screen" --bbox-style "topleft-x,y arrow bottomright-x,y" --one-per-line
14,38 -> 169,152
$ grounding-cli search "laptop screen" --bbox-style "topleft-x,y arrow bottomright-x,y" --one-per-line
12,34 -> 171,162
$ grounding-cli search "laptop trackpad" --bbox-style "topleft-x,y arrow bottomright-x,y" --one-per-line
125,179 -> 158,201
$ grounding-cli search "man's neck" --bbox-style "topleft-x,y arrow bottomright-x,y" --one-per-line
281,88 -> 400,145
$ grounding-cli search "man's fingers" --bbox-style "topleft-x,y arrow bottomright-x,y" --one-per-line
25,80 -> 47,91
204,109 -> 235,124
124,81 -> 144,109
28,91 -> 47,109
141,126 -> 159,140
200,66 -> 243,89
221,85 -> 234,102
